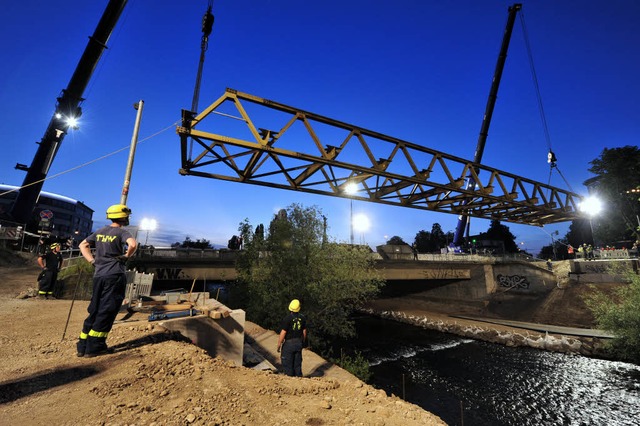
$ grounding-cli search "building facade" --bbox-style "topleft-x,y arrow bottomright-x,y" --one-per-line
0,184 -> 94,248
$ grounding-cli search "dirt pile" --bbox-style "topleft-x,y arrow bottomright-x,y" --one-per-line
0,260 -> 445,426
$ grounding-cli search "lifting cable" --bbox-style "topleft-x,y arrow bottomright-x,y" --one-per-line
0,121 -> 179,200
189,1 -> 215,160
519,12 -> 574,194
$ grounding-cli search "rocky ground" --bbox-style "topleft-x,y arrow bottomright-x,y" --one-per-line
0,252 -> 445,426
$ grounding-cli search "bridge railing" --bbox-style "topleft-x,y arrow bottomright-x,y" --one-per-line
136,247 -> 240,260
133,247 -> 541,264
415,252 -> 539,263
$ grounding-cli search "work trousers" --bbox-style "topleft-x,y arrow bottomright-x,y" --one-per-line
281,338 -> 303,377
79,273 -> 126,353
38,269 -> 57,296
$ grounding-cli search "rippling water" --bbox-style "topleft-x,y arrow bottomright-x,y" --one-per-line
352,315 -> 640,426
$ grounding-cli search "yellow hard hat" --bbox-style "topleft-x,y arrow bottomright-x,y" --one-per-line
50,242 -> 60,249
288,299 -> 301,312
106,204 -> 132,219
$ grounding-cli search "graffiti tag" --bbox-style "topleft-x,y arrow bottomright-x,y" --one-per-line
422,269 -> 469,279
155,268 -> 186,280
580,264 -> 608,274
496,274 -> 530,289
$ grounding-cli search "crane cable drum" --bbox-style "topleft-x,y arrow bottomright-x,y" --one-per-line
518,12 -> 574,193
189,1 -> 215,160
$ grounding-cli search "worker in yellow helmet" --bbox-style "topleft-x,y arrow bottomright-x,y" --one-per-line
76,204 -> 137,358
277,299 -> 308,377
36,242 -> 63,299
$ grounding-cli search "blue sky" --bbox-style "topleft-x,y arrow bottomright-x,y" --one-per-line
1,1 -> 638,254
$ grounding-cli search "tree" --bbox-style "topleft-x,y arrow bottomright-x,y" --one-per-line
585,267 -> 640,363
413,226 -> 454,253
538,238 -> 569,260
386,235 -> 407,246
478,220 -> 518,253
429,223 -> 446,251
565,219 -> 593,247
586,146 -> 640,244
237,218 -> 253,243
413,230 -> 431,253
234,203 -> 383,347
176,237 -> 212,249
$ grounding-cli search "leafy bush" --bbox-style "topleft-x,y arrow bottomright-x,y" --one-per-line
331,350 -> 372,382
234,203 -> 384,346
585,265 -> 640,363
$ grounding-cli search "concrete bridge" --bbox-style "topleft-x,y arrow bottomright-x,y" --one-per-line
127,247 -> 570,304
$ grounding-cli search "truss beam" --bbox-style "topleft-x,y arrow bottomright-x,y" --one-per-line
177,88 -> 583,226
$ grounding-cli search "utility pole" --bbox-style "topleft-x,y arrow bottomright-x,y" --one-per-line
350,198 -> 354,245
120,100 -> 144,205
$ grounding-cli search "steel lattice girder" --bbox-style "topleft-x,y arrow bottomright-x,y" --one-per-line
177,88 -> 583,226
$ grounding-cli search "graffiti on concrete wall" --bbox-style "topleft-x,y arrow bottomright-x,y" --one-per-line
154,268 -> 188,280
579,263 -> 608,274
421,269 -> 470,279
496,274 -> 530,289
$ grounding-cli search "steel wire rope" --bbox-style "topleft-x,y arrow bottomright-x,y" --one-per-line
0,121 -> 179,199
519,12 -> 574,194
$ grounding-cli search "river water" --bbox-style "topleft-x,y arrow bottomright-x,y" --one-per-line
351,315 -> 640,426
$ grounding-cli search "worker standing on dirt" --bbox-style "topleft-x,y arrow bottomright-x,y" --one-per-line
37,242 -> 63,299
76,204 -> 137,358
277,299 -> 308,377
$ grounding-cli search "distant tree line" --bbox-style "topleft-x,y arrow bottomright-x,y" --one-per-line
387,219 -> 521,256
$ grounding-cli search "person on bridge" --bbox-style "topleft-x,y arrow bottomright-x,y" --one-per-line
76,204 -> 137,358
277,299 -> 308,377
37,242 -> 63,299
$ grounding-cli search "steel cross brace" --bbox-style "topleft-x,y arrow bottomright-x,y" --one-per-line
177,88 -> 584,226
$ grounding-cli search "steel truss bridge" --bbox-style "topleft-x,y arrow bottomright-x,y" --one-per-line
177,88 -> 583,227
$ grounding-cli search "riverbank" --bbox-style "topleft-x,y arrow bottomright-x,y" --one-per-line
0,253 -> 445,425
363,285 -> 616,359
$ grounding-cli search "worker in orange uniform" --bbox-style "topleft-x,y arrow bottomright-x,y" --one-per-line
77,204 -> 137,358
37,242 -> 63,299
277,299 -> 308,377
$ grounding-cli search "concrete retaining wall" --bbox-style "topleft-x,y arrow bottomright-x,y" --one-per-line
156,308 -> 246,367
569,259 -> 638,283
391,261 -> 557,302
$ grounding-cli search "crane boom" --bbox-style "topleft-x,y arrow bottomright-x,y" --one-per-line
452,3 -> 522,248
9,0 -> 128,225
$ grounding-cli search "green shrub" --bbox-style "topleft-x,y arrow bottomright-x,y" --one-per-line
585,265 -> 640,363
331,349 -> 372,382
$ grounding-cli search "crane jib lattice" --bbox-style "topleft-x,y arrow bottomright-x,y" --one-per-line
177,88 -> 583,226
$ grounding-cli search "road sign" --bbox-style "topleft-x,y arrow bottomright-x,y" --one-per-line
40,210 -> 53,219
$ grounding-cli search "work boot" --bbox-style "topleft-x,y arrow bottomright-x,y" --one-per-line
76,339 -> 86,357
84,347 -> 114,358
84,335 -> 112,358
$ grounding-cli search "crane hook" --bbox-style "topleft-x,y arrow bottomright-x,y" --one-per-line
547,150 -> 557,168
202,3 -> 214,38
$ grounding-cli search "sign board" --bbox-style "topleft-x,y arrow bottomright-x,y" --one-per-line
40,210 -> 54,219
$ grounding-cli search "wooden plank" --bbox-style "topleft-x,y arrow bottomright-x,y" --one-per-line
152,303 -> 195,312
